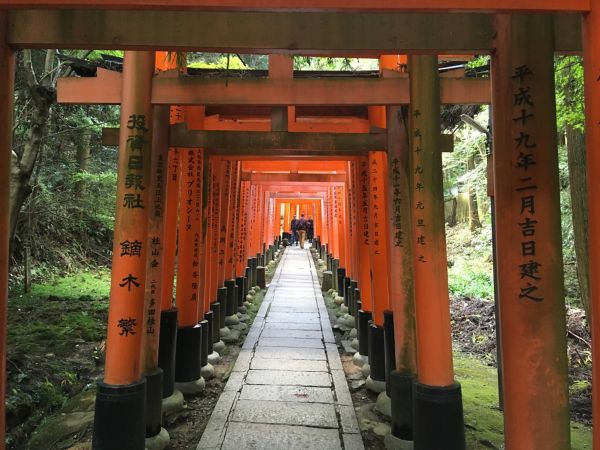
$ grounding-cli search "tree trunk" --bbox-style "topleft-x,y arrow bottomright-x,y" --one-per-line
447,197 -> 457,227
467,153 -> 482,231
9,84 -> 55,247
566,125 -> 590,322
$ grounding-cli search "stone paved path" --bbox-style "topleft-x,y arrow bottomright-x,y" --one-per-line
197,245 -> 364,450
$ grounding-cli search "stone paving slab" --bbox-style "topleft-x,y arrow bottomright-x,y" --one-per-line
261,328 -> 324,339
258,337 -> 323,348
239,384 -> 334,403
197,246 -> 364,450
231,399 -> 338,428
266,312 -> 321,323
254,346 -> 327,360
220,423 -> 341,450
250,358 -> 328,372
263,321 -> 322,331
246,369 -> 331,387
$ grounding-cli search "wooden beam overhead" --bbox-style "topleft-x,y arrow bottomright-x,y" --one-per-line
241,173 -> 346,183
7,10 -> 581,53
2,0 -> 589,12
102,125 -> 387,155
58,70 -> 492,105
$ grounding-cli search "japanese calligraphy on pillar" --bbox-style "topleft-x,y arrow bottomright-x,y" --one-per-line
411,110 -> 427,263
370,154 -> 382,256
115,113 -> 151,337
511,65 -> 543,302
360,159 -> 370,246
390,155 -> 404,248
192,151 -> 203,302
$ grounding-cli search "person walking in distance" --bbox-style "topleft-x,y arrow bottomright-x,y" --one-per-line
290,215 -> 299,246
297,214 -> 307,249
307,216 -> 314,243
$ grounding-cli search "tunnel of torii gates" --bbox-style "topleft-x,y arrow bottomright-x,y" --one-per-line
4,2 -> 600,450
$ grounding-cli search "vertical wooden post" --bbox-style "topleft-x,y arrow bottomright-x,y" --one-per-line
386,104 -> 418,441
583,9 -> 600,447
368,150 -> 391,326
409,54 -> 464,450
492,15 -> 569,449
348,161 -> 360,280
236,180 -> 251,276
335,186 -> 347,268
0,13 -> 14,447
356,156 -> 373,311
93,51 -> 154,450
140,104 -> 170,441
365,150 -> 391,392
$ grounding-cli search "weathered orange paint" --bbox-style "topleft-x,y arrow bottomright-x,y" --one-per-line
174,148 -> 203,327
104,51 -> 154,385
161,148 -> 180,311
386,104 -> 417,373
4,0 -> 589,13
583,9 -> 600,447
492,15 -> 570,449
141,104 -> 169,372
226,161 -> 241,278
355,156 -> 373,311
207,158 -> 222,302
235,180 -> 251,275
409,55 -> 454,387
367,151 -> 391,326
0,13 -> 15,445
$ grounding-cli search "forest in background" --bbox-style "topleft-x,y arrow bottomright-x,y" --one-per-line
4,51 -> 592,448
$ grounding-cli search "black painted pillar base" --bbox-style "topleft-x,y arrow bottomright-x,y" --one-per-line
235,276 -> 245,307
92,379 -> 146,450
158,309 -> 177,398
174,325 -> 202,382
343,276 -> 351,307
199,319 -> 209,367
383,310 -> 396,395
209,304 -> 220,343
144,368 -> 163,438
389,371 -> 415,441
413,382 -> 466,450
224,280 -> 236,316
358,310 -> 372,357
368,323 -> 386,381
350,281 -> 358,315
337,267 -> 346,297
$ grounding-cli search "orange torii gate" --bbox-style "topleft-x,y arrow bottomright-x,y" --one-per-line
1,3 -> 600,450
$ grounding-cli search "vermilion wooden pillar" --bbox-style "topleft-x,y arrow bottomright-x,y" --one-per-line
217,160 -> 232,287
356,156 -> 373,311
348,161 -> 360,280
93,51 -> 154,450
223,161 -> 236,280
409,54 -> 464,450
160,146 -> 180,312
386,104 -> 418,441
175,149 -> 203,327
335,186 -> 347,269
208,158 -> 222,300
368,152 -> 391,326
583,9 -> 600,447
492,15 -> 569,449
236,180 -> 251,276
0,13 -> 14,447
140,104 -> 170,441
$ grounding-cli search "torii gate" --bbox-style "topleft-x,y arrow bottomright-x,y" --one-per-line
2,3 -> 600,450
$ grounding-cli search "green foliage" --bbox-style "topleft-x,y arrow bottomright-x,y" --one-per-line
188,54 -> 249,69
555,56 -> 585,132
448,260 -> 494,299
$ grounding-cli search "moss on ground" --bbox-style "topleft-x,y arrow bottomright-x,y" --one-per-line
455,353 -> 592,449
